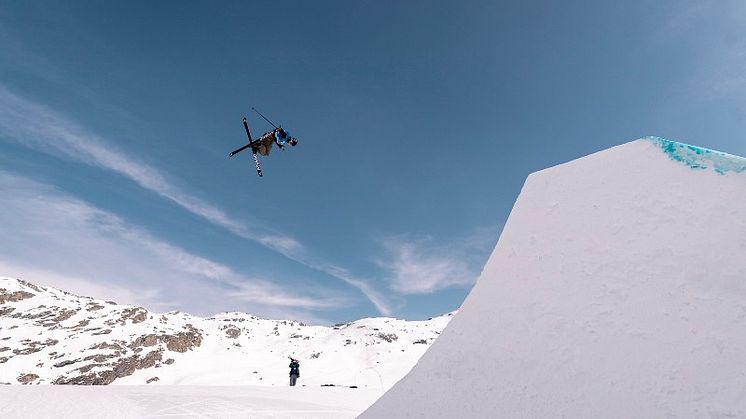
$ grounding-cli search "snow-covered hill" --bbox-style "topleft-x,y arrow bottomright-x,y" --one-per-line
0,277 -> 451,387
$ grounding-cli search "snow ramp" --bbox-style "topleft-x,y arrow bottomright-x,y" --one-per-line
360,138 -> 746,418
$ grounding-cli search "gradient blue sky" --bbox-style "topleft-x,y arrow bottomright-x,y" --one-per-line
1,1 -> 745,324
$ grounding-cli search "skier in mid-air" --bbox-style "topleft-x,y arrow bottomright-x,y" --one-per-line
228,108 -> 299,177
253,127 -> 298,156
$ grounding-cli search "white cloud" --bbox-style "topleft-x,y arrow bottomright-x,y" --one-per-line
0,262 -> 167,310
652,1 -> 746,102
0,84 -> 252,239
0,171 -> 347,320
308,263 -> 393,316
0,84 -> 390,314
378,230 -> 497,295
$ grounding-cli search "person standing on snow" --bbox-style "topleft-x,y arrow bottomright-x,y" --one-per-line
289,357 -> 300,386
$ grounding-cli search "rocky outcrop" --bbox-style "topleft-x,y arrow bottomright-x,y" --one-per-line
122,307 -> 148,324
165,325 -> 202,352
53,370 -> 117,385
130,334 -> 158,348
16,373 -> 39,384
86,302 -> 105,311
90,342 -> 122,351
0,290 -> 35,304
129,324 -> 203,354
225,326 -> 241,338
105,307 -> 148,326
53,309 -> 78,323
69,319 -> 90,330
53,350 -> 163,385
17,280 -> 43,293
13,339 -> 58,355
54,360 -> 78,368
377,333 -> 398,343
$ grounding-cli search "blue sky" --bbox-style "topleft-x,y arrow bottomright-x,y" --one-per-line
1,1 -> 745,324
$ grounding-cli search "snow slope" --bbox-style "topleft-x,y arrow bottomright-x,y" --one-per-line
0,278 -> 451,388
1,385 -> 381,418
361,137 -> 746,418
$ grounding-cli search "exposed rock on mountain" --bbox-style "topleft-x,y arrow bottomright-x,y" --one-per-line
0,277 -> 452,387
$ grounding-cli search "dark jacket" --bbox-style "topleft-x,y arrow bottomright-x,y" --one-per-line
289,360 -> 300,377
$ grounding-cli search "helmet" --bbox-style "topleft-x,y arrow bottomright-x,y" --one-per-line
288,138 -> 298,146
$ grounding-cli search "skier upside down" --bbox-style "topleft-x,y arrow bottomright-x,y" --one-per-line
228,108 -> 299,177
252,126 -> 298,156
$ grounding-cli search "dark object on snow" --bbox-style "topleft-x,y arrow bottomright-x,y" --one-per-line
289,357 -> 300,386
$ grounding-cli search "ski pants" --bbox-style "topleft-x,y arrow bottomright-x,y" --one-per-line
255,135 -> 274,156
290,374 -> 299,386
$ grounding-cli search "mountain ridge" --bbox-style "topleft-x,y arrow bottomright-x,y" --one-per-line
0,277 -> 452,387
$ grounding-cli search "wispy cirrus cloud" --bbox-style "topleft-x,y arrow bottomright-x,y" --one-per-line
0,84 -> 390,314
377,230 -> 497,295
0,84 -> 271,244
0,171 -> 346,321
653,1 -> 746,102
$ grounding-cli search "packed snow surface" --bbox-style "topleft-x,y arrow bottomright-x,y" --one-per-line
362,138 -> 746,418
1,385 -> 381,418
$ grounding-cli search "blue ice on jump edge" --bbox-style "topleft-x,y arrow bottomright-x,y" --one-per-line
645,136 -> 746,175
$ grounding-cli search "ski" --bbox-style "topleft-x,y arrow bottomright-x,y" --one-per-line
228,111 -> 297,177
229,143 -> 252,157
242,117 -> 253,142
252,152 -> 263,177
229,118 -> 259,157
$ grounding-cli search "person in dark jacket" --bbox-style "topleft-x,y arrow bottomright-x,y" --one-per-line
289,357 -> 300,386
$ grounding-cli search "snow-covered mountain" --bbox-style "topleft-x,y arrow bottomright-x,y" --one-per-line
0,277 -> 452,387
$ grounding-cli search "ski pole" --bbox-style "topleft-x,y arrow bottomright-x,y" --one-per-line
252,107 -> 279,129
